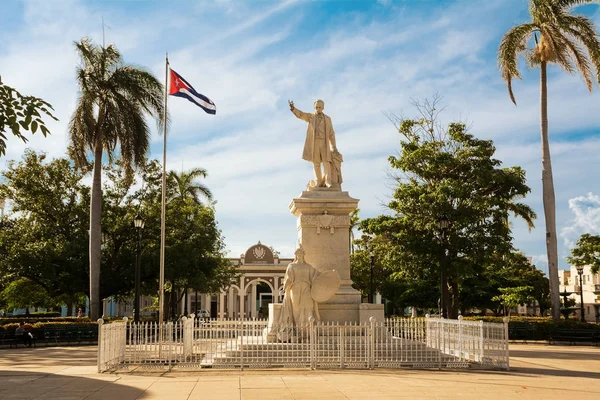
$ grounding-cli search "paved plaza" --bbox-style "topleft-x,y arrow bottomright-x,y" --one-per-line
0,344 -> 599,399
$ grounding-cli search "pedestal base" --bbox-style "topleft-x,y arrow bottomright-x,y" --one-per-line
264,302 -> 385,342
318,302 -> 384,323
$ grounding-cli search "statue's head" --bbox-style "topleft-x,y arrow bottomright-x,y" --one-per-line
294,244 -> 306,262
313,99 -> 324,114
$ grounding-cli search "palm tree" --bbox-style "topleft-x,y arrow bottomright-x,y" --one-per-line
498,0 -> 600,320
69,38 -> 164,319
168,168 -> 213,205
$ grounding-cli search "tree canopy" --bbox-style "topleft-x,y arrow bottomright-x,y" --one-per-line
355,98 -> 541,317
0,150 -> 236,318
567,233 -> 600,274
0,77 -> 57,157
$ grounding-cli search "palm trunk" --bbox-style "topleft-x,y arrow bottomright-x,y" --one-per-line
89,140 -> 103,320
540,62 -> 561,321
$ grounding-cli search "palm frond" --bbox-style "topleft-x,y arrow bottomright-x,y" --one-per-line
498,23 -> 537,104
556,0 -> 600,11
561,14 -> 600,85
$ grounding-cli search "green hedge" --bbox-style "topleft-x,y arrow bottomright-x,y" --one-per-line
0,321 -> 97,332
463,316 -> 600,340
0,317 -> 90,327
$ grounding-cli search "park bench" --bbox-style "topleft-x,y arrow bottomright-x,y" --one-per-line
0,331 -> 21,348
508,323 -> 534,343
71,325 -> 98,345
548,329 -> 600,346
0,328 -> 37,348
42,326 -> 69,345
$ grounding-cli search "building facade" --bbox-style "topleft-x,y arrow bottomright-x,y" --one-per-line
102,241 -> 293,319
558,265 -> 600,322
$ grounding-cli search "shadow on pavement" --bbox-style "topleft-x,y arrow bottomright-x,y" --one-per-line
510,349 -> 600,360
0,370 -> 146,400
0,347 -> 147,399
0,346 -> 96,368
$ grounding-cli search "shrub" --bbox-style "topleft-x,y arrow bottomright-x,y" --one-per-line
0,316 -> 90,327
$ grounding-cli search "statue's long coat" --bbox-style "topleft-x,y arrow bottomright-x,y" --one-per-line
292,108 -> 337,163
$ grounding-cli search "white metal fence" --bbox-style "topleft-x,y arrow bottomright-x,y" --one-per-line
97,315 -> 509,372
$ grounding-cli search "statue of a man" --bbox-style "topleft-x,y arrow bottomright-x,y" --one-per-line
279,245 -> 320,329
289,99 -> 341,188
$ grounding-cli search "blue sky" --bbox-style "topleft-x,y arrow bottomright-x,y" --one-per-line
1,0 -> 600,275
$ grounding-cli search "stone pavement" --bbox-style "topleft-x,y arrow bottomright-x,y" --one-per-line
0,344 -> 599,399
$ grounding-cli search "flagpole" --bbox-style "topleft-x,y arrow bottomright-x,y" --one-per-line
159,53 -> 169,327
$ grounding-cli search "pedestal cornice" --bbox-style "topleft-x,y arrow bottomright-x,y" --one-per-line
289,189 -> 359,216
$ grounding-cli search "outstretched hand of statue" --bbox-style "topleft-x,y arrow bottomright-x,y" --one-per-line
288,100 -> 295,111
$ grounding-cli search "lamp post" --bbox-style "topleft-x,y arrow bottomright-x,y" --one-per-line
369,251 -> 375,304
133,214 -> 145,323
576,265 -> 585,322
437,216 -> 450,319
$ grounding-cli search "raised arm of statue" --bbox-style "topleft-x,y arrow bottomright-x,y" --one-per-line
289,100 -> 310,123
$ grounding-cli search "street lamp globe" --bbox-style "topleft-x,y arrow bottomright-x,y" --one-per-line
134,214 -> 145,229
576,265 -> 584,276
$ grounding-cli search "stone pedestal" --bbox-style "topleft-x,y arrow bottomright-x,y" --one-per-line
289,187 -> 384,323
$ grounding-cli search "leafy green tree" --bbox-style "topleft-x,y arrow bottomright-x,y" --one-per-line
492,286 -> 535,316
99,160 -> 236,319
567,233 -> 600,273
168,168 -> 213,205
460,251 -> 548,315
351,233 -> 439,313
68,38 -> 165,319
360,99 -> 535,318
498,0 -> 600,320
0,278 -> 54,313
0,150 -> 89,309
0,77 -> 57,157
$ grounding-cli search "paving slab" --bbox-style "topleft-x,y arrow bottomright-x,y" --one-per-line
0,344 -> 598,399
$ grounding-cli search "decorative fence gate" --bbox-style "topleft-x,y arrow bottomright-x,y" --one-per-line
97,316 -> 509,372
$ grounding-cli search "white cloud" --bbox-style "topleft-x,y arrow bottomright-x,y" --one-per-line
561,192 -> 600,249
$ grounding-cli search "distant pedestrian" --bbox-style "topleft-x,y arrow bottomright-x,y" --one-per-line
77,308 -> 83,318
15,322 -> 33,347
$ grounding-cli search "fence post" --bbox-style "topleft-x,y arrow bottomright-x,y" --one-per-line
369,316 -> 375,370
121,317 -> 128,365
97,318 -> 104,373
240,319 -> 244,371
503,317 -> 510,370
308,317 -> 315,370
457,315 -> 463,360
437,316 -> 442,369
479,320 -> 484,363
340,323 -> 345,369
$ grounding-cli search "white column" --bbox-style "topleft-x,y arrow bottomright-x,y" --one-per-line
228,288 -> 234,318
239,276 -> 245,319
251,282 -> 257,318
239,290 -> 245,319
219,292 -> 225,319
204,294 -> 211,311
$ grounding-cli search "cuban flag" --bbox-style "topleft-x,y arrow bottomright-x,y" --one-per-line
169,69 -> 216,115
